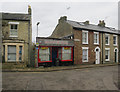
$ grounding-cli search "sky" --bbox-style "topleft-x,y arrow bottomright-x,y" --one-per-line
0,1 -> 118,42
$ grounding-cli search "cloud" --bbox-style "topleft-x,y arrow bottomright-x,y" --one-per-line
0,2 -> 118,42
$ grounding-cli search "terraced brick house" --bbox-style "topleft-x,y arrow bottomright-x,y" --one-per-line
2,6 -> 32,66
50,16 -> 120,65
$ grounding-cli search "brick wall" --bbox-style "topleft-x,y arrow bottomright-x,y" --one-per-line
73,29 -> 101,64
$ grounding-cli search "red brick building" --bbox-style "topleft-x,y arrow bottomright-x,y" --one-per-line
50,16 -> 120,65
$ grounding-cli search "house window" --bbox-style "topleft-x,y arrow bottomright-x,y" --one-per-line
82,47 -> 89,62
82,31 -> 88,44
94,32 -> 99,44
19,46 -> 22,61
113,35 -> 117,46
105,34 -> 109,45
105,48 -> 110,61
62,47 -> 72,60
39,47 -> 51,61
10,24 -> 18,37
8,45 -> 16,61
9,22 -> 19,37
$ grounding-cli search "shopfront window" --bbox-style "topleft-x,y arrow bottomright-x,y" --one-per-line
62,47 -> 72,60
39,47 -> 51,61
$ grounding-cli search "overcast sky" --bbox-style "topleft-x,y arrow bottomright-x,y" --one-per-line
0,2 -> 118,42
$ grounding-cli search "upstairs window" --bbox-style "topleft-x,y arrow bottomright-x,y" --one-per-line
9,22 -> 19,37
82,31 -> 88,44
94,32 -> 99,45
105,34 -> 109,45
113,35 -> 117,46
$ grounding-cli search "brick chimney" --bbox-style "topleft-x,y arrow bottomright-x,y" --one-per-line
28,5 -> 32,15
84,20 -> 89,25
98,20 -> 105,27
59,16 -> 67,23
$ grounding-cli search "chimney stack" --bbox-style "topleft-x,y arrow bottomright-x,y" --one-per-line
59,16 -> 67,23
98,20 -> 105,27
84,20 -> 89,25
28,5 -> 32,15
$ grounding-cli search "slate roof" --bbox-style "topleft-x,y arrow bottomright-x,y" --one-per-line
2,13 -> 31,21
66,20 -> 120,35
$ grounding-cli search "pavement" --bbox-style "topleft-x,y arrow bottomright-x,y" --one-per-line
2,63 -> 118,72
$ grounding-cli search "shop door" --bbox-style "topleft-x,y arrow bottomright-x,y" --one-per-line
52,47 -> 58,66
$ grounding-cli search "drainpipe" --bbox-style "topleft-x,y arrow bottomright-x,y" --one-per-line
102,32 -> 103,64
28,20 -> 30,67
28,5 -> 32,67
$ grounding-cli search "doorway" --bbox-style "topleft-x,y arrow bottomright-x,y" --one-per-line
114,48 -> 118,63
52,47 -> 58,66
95,47 -> 100,64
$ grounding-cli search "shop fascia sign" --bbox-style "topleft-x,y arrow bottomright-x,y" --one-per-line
44,40 -> 68,45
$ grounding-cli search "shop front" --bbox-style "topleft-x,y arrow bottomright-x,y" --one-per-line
36,37 -> 74,67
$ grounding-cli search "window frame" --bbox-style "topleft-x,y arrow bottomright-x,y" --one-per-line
105,48 -> 110,61
113,35 -> 117,46
105,34 -> 110,45
19,46 -> 22,61
82,30 -> 88,44
82,47 -> 89,62
9,22 -> 19,37
39,47 -> 52,62
61,47 -> 72,61
94,32 -> 99,45
7,45 -> 16,62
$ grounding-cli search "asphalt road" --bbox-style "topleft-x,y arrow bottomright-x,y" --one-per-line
2,65 -> 119,90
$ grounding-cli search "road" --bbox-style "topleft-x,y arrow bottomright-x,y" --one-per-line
2,65 -> 119,90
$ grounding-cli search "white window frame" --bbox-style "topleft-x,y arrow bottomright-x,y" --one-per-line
105,48 -> 110,61
94,32 -> 99,45
82,47 -> 89,62
82,30 -> 88,44
9,22 -> 19,37
7,45 -> 16,62
105,34 -> 110,45
113,35 -> 117,46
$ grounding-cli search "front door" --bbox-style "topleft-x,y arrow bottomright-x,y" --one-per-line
95,48 -> 100,64
115,49 -> 118,63
52,47 -> 58,66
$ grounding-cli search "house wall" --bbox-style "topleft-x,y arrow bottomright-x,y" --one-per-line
50,19 -> 73,38
101,33 -> 119,63
2,20 -> 31,64
73,29 -> 101,64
